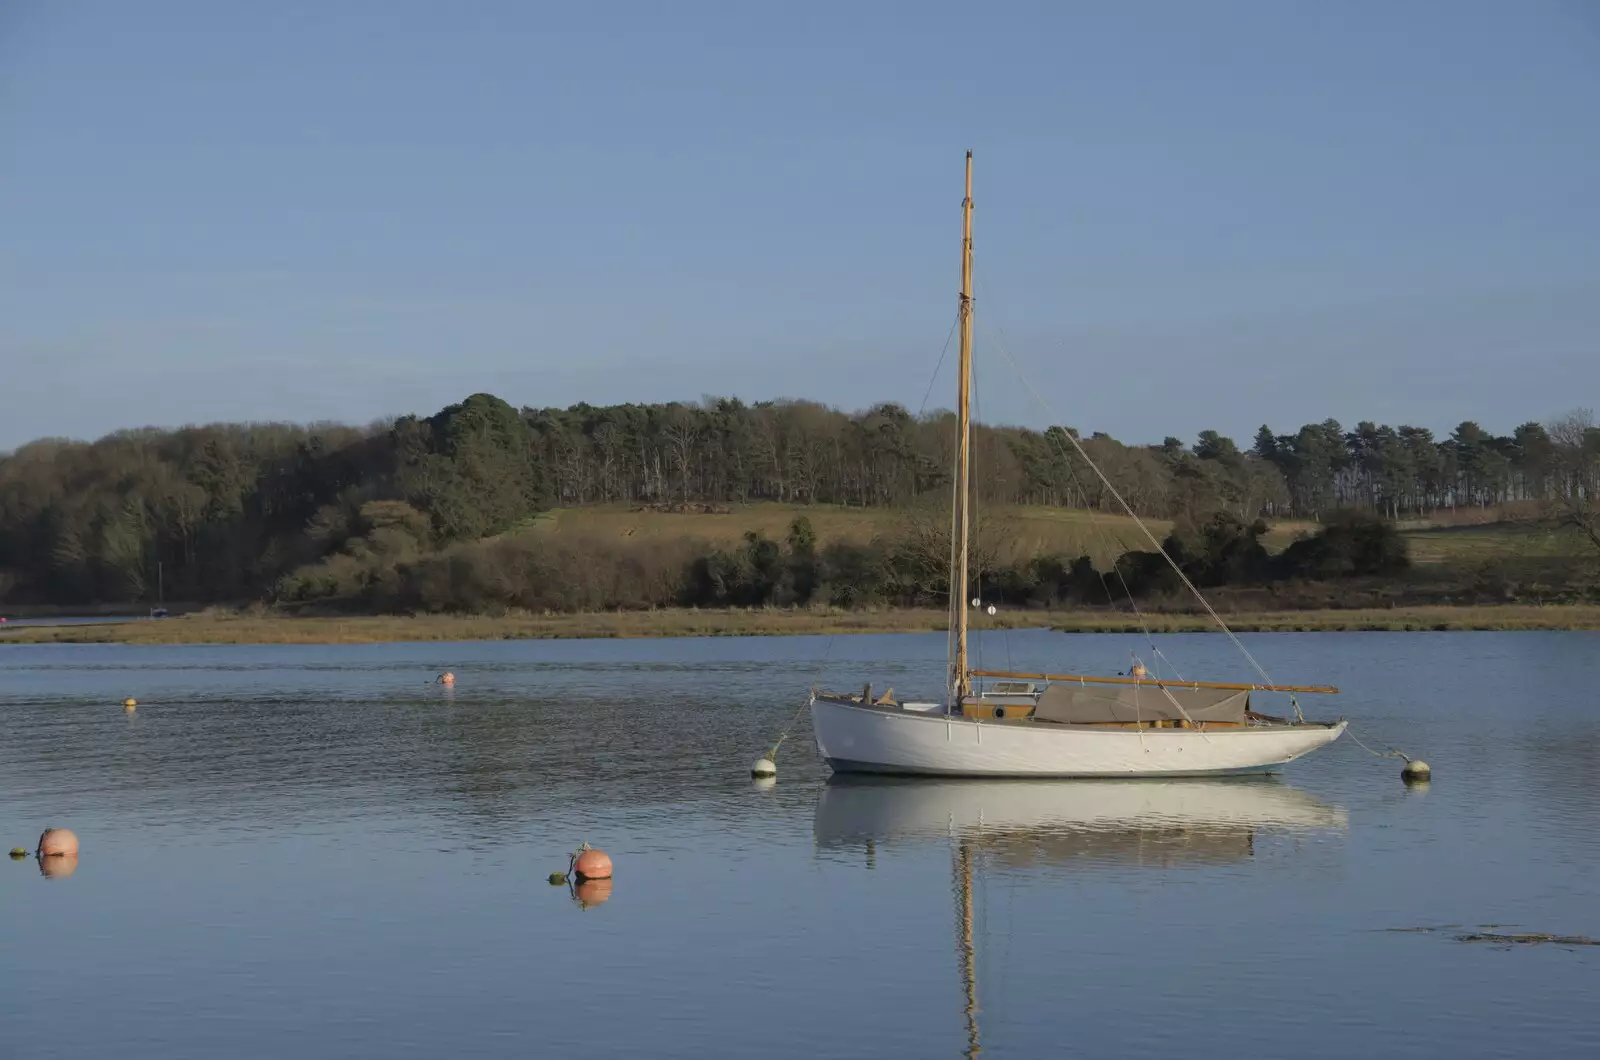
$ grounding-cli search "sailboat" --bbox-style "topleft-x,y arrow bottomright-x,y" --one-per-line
809,152 -> 1347,777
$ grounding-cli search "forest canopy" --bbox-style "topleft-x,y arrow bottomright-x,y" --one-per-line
1,393 -> 1595,609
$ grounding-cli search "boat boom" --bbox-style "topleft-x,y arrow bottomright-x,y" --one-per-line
968,669 -> 1338,694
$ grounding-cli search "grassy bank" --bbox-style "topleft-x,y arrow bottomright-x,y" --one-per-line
4,604 -> 1599,645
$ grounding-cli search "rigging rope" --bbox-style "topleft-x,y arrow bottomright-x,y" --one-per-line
761,632 -> 840,762
1091,523 -> 1159,650
762,313 -> 955,752
974,301 -> 1161,661
1149,644 -> 1187,683
966,347 -> 979,682
925,307 -> 966,701
947,411 -> 962,699
917,311 -> 963,420
1342,723 -> 1415,763
972,273 -> 1288,703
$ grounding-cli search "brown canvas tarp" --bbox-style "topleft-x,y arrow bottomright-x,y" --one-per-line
1033,683 -> 1248,725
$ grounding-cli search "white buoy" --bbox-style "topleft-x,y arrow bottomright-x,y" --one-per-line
752,775 -> 776,791
986,604 -> 997,616
750,757 -> 777,779
1401,759 -> 1432,783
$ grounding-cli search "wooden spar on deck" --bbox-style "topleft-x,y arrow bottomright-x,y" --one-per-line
968,669 -> 1339,694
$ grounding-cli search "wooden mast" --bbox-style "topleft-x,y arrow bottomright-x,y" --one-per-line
953,151 -> 975,701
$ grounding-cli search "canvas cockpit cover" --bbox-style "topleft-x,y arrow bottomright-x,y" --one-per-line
1033,683 -> 1249,725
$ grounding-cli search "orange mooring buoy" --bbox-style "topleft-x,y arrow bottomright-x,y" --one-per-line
38,827 -> 80,858
572,846 -> 613,880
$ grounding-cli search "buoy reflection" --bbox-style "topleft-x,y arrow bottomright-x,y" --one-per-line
572,877 -> 612,909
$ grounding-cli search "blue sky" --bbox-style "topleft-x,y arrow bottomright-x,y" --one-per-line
2,0 -> 1596,450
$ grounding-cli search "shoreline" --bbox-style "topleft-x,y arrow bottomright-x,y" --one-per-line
2,604 -> 1598,645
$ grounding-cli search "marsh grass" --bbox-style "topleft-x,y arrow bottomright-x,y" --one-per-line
5,603 -> 1598,645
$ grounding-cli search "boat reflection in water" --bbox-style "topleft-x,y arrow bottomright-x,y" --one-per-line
813,775 -> 1348,869
813,777 -> 1348,1058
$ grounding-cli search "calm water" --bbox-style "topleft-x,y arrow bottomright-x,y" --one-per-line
2,630 -> 1598,1059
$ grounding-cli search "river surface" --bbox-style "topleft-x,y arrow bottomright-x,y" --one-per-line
2,630 -> 1598,1059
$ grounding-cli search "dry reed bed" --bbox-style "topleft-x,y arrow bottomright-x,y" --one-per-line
0,608 -> 1052,645
3,604 -> 1599,645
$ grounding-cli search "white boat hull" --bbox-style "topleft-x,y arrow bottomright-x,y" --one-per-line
810,697 -> 1345,778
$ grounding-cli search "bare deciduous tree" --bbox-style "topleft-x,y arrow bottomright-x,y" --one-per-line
663,407 -> 699,503
1548,408 -> 1600,558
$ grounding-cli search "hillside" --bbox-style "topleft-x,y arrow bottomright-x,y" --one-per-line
1,388 -> 1592,612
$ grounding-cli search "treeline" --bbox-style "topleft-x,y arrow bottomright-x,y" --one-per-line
528,402 -> 1600,521
1,392 -> 1595,607
276,506 -> 1409,615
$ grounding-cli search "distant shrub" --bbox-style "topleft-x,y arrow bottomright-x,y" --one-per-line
1111,549 -> 1182,598
1162,512 -> 1273,587
1275,510 -> 1409,579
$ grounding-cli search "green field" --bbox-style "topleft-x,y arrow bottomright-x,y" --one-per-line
520,502 -> 1320,568
1402,521 -> 1589,566
522,501 -> 1593,568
